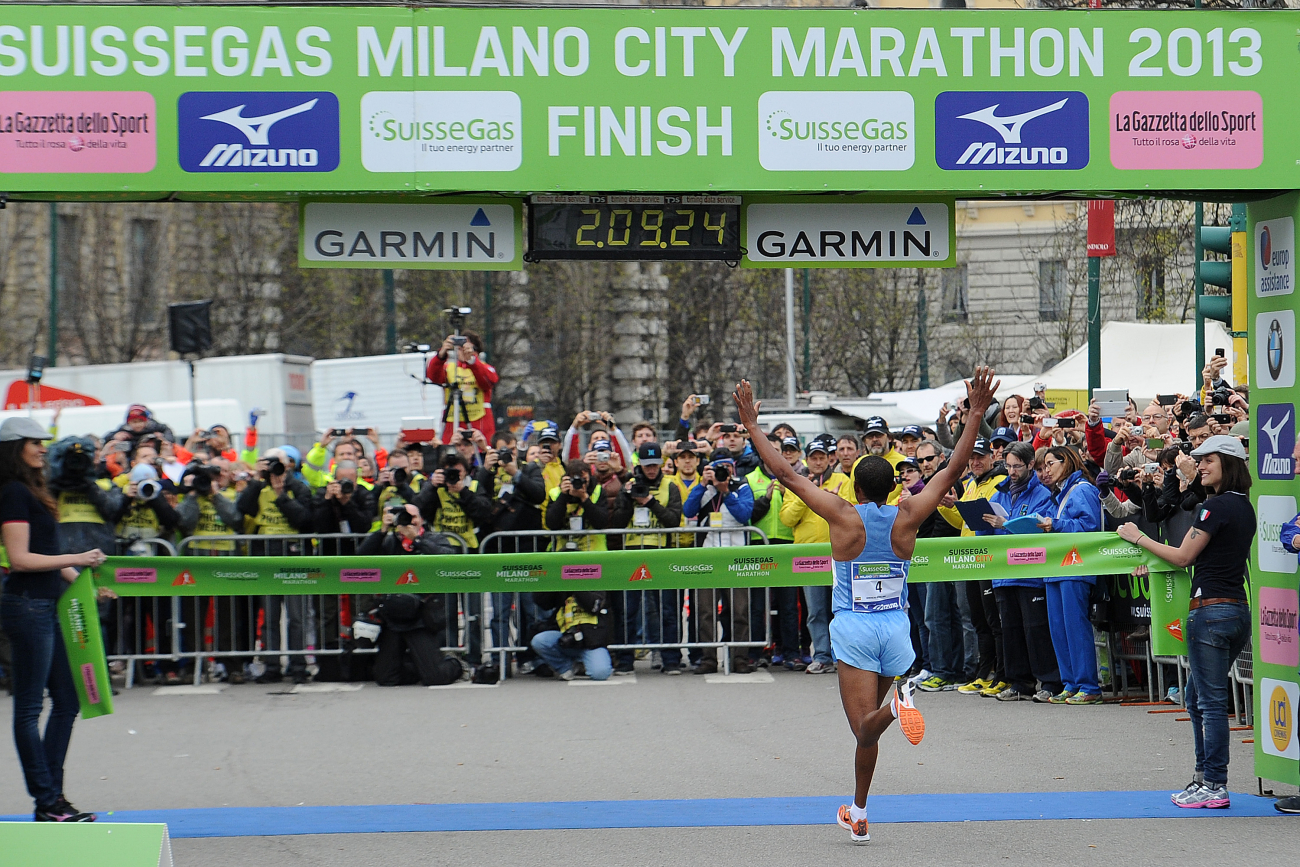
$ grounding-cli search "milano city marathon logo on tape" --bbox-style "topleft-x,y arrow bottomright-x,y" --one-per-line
934,91 -> 1088,171
178,92 -> 340,172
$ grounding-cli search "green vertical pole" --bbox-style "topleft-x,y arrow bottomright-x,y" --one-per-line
383,269 -> 396,354
47,203 -> 57,366
1193,202 -> 1205,392
1087,255 -> 1101,393
801,268 -> 811,386
483,272 -> 494,360
917,270 -> 930,389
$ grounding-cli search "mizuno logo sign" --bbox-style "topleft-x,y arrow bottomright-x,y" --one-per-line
934,91 -> 1089,172
955,99 -> 1069,145
178,91 -> 339,174
1262,408 -> 1291,453
199,99 -> 318,146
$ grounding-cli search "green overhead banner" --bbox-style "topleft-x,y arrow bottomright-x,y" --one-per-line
0,5 -> 1292,198
93,531 -> 1177,596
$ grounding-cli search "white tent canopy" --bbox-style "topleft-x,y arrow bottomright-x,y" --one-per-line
853,320 -> 1234,429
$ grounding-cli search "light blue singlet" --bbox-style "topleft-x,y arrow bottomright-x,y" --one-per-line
828,503 -> 915,676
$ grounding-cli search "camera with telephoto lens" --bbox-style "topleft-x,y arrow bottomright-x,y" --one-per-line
713,463 -> 731,482
568,474 -> 586,492
264,457 -> 285,478
443,467 -> 461,486
339,479 -> 355,495
1118,468 -> 1139,483
497,449 -> 514,466
392,467 -> 409,487
627,480 -> 650,499
1210,387 -> 1235,409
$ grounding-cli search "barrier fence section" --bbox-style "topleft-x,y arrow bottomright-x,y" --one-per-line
93,531 -> 1185,686
107,532 -> 469,687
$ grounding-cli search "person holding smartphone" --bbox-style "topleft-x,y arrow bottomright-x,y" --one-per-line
1119,436 -> 1254,809
0,417 -> 111,823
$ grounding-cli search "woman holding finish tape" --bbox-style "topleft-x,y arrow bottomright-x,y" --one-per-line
0,417 -> 110,822
1119,435 -> 1254,810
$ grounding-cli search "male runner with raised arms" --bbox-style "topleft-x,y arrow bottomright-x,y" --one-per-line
732,366 -> 998,843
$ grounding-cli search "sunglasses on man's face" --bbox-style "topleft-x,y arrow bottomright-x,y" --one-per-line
918,454 -> 940,463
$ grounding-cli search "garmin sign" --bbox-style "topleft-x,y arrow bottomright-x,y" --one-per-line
742,201 -> 954,268
298,200 -> 522,270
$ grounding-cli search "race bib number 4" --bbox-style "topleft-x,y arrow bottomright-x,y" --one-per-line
851,562 -> 906,613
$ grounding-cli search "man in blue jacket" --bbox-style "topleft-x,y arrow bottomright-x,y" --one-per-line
682,455 -> 755,674
977,442 -> 1064,702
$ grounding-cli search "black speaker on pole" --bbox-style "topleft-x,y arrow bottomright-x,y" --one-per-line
168,300 -> 213,356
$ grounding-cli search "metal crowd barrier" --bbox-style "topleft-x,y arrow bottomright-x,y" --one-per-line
475,526 -> 775,677
107,531 -> 471,688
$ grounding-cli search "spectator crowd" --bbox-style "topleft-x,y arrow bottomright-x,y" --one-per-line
0,348 -> 1256,699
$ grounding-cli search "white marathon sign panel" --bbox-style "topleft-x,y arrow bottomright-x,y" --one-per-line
742,200 -> 954,268
298,200 -> 523,270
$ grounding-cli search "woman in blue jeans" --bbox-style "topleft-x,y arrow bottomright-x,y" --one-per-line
1036,446 -> 1102,705
1120,435 -> 1254,809
0,417 -> 109,822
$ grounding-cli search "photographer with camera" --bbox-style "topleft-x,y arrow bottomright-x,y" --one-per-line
236,448 -> 315,684
529,590 -> 613,682
682,455 -> 753,675
708,422 -> 759,477
563,411 -> 632,467
112,441 -> 181,553
413,453 -> 492,553
544,461 -> 611,552
427,325 -> 499,442
313,460 -> 374,545
356,504 -> 465,686
302,428 -> 381,490
608,443 -> 684,674
46,436 -> 125,559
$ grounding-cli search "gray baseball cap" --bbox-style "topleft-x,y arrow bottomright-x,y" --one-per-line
1189,434 -> 1247,461
0,417 -> 51,442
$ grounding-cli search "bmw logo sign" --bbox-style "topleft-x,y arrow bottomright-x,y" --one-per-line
1269,317 -> 1285,380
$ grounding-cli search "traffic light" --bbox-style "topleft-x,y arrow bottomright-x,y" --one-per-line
1196,225 -> 1233,323
1195,203 -> 1247,385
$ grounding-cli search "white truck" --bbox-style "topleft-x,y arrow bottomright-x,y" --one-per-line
0,354 -> 313,445
310,352 -> 444,443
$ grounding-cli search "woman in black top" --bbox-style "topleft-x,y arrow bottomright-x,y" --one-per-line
1119,435 -> 1254,810
0,417 -> 109,822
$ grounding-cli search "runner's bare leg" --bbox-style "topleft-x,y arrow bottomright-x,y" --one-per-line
838,664 -> 899,808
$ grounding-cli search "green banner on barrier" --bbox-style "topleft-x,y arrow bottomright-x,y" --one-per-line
95,532 -> 1177,596
56,571 -> 114,719
0,5 -> 1293,197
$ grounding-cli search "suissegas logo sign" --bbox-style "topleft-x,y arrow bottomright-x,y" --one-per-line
361,91 -> 521,173
757,91 -> 914,172
367,114 -> 516,145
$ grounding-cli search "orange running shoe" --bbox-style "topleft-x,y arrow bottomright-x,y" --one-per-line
836,804 -> 870,843
893,681 -> 926,745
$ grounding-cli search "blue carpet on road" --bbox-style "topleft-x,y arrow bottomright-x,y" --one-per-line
2,791 -> 1288,837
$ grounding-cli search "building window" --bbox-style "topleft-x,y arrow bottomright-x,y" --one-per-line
129,219 -> 160,323
1136,258 -> 1166,320
1038,259 -> 1068,322
942,264 -> 968,322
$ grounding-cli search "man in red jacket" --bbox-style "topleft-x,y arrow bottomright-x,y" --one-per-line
426,330 -> 499,441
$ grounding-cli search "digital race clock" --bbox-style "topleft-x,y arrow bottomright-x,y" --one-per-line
527,195 -> 742,262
